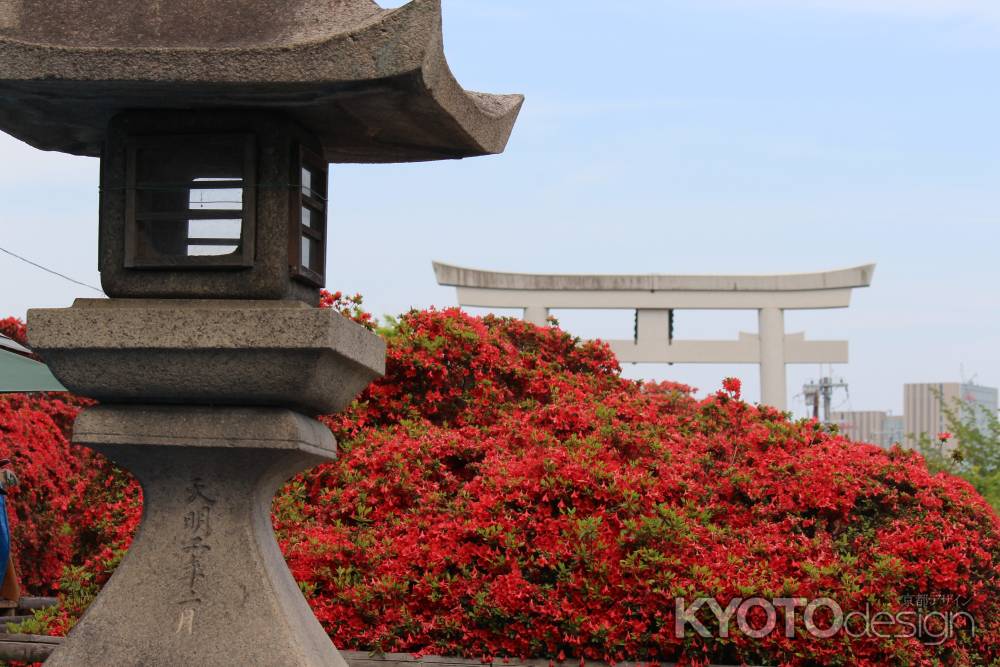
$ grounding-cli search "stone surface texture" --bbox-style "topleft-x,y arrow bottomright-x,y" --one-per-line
0,0 -> 523,162
27,298 -> 386,415
73,405 -> 337,455
44,405 -> 347,667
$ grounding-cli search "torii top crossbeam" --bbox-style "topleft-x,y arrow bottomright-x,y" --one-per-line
434,262 -> 876,410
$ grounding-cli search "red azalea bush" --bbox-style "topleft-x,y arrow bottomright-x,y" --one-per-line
0,392 -> 140,605
0,392 -> 92,591
0,317 -> 28,347
278,308 -> 1000,666
3,303 -> 1000,665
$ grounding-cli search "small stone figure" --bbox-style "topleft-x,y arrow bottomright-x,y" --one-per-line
0,459 -> 21,603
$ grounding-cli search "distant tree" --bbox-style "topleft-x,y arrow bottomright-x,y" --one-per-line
916,394 -> 1000,510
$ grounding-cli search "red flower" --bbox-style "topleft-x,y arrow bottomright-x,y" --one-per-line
722,376 -> 742,399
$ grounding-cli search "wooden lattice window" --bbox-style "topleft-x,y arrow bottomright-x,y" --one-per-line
125,134 -> 256,268
289,145 -> 327,286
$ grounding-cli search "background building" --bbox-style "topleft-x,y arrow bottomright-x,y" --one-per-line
884,414 -> 905,447
831,410 -> 904,449
830,383 -> 996,449
903,382 -> 999,445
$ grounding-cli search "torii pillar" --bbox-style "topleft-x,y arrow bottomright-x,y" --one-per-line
758,307 -> 786,409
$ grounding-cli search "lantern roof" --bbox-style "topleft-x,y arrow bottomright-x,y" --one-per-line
0,0 -> 523,163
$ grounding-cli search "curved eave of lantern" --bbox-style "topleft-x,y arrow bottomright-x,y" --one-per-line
0,0 -> 523,163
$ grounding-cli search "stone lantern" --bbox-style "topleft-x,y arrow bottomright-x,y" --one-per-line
0,1 -> 521,664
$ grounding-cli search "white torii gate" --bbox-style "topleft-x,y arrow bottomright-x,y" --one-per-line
433,262 -> 875,410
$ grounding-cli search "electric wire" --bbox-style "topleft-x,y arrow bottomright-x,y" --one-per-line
0,244 -> 104,294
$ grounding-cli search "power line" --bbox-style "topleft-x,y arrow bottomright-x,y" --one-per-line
0,245 -> 104,294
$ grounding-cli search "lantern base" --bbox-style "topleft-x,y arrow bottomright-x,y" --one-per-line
45,405 -> 345,667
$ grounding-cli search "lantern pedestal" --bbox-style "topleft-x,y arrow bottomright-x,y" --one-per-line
28,299 -> 385,665
45,405 -> 346,667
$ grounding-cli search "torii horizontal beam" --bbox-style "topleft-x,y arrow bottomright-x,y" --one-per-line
433,262 -> 875,310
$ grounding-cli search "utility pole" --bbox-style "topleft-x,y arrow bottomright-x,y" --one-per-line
803,376 -> 849,423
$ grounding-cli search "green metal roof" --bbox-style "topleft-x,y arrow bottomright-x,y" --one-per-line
0,349 -> 67,393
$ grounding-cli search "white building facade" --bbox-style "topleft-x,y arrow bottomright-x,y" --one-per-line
830,410 -> 905,449
904,382 -> 999,444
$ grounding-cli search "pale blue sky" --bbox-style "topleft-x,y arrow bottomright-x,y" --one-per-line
2,0 -> 998,417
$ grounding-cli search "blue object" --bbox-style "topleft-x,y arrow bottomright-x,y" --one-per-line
0,494 -> 9,590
